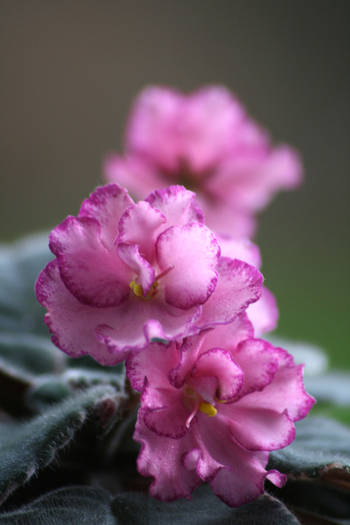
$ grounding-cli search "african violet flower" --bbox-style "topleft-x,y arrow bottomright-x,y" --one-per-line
104,86 -> 302,237
128,317 -> 315,506
36,184 -> 263,365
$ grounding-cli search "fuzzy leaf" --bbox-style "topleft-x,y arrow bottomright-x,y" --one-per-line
0,486 -> 115,525
269,417 -> 350,478
0,333 -> 65,381
0,485 -> 300,525
0,233 -> 51,335
0,385 -> 123,505
112,487 -> 300,524
269,417 -> 350,520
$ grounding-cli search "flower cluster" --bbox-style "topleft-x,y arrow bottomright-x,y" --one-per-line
36,85 -> 314,507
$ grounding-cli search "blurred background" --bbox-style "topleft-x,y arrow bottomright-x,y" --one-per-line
1,0 -> 349,367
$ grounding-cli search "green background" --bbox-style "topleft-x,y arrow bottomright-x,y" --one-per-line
1,0 -> 349,368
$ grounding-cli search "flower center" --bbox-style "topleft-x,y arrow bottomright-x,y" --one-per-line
129,265 -> 174,300
183,385 -> 217,428
129,280 -> 158,300
199,401 -> 217,417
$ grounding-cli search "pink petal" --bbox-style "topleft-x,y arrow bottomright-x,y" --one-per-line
156,223 -> 219,309
117,201 -> 166,262
197,257 -> 262,329
103,154 -> 167,200
182,86 -> 245,172
126,86 -> 184,172
49,216 -> 131,307
96,294 -> 202,356
233,338 -> 280,398
198,415 -> 272,507
237,344 -> 315,421
127,341 -> 180,392
117,243 -> 155,295
199,313 -> 254,355
247,286 -> 279,337
146,185 -> 203,227
35,261 -> 130,365
220,404 -> 295,451
217,235 -> 261,268
190,349 -> 244,402
142,382 -> 192,438
134,411 -> 201,501
79,184 -> 133,246
208,146 -> 302,213
197,194 -> 256,238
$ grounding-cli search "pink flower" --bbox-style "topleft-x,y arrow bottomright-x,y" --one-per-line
104,86 -> 302,237
36,184 -> 262,365
128,318 -> 315,506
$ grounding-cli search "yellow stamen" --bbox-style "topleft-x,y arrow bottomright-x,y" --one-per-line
129,280 -> 144,297
199,402 -> 217,417
129,280 -> 158,300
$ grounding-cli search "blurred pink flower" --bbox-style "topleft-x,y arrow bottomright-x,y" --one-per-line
104,86 -> 302,237
128,319 -> 315,506
36,184 -> 262,365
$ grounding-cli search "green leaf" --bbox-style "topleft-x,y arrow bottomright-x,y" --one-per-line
269,417 -> 350,521
112,487 -> 300,524
269,417 -> 350,477
0,233 -> 51,335
0,485 -> 300,525
0,385 -> 123,505
0,234 -> 127,415
0,486 -> 115,525
0,333 -> 65,380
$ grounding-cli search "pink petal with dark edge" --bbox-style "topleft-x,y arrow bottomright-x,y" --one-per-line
134,411 -> 201,501
197,257 -> 263,329
50,216 -> 131,307
79,184 -> 133,246
146,185 -> 203,227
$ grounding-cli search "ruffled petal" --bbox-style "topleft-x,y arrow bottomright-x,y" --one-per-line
199,313 -> 254,355
156,223 -> 219,309
117,201 -> 166,262
35,261 -> 130,364
79,184 -> 133,246
198,415 -> 274,507
134,411 -> 201,501
190,348 -> 244,402
49,216 -> 131,307
247,286 -> 279,337
220,403 -> 295,451
96,294 -> 202,356
146,185 -> 203,227
197,257 -> 262,329
142,383 -> 192,438
126,341 -> 180,392
236,343 -> 315,421
233,338 -> 280,398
